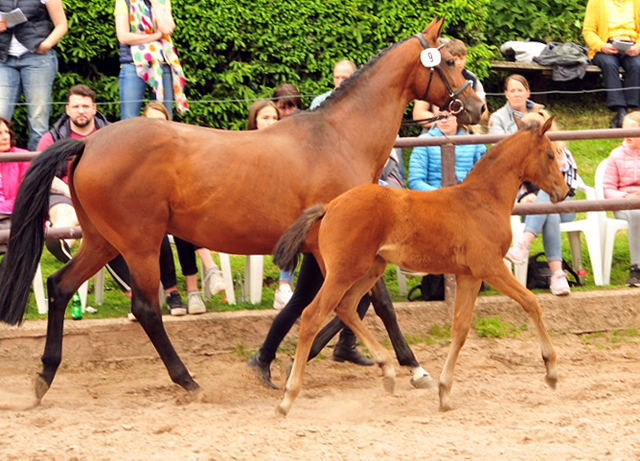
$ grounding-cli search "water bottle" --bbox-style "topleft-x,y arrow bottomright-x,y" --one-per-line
71,292 -> 82,320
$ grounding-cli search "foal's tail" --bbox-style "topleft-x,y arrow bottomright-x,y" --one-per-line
0,139 -> 86,325
273,204 -> 327,273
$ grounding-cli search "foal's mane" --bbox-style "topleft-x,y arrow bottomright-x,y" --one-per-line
463,123 -> 544,181
314,37 -> 410,111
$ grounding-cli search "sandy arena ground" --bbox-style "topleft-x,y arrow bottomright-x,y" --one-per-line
1,291 -> 640,461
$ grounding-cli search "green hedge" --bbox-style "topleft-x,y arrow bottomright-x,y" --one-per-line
9,0 -> 493,144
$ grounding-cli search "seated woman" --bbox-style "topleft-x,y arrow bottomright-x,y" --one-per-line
505,110 -> 579,296
603,111 -> 640,286
0,116 -> 31,237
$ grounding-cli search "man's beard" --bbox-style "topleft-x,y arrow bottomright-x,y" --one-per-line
71,117 -> 91,128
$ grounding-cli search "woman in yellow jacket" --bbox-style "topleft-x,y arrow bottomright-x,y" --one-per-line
583,0 -> 640,127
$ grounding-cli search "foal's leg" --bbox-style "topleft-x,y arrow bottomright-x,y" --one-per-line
127,254 -> 200,393
439,274 -> 482,412
277,281 -> 350,417
38,234 -> 117,400
483,264 -> 558,389
334,258 -> 396,392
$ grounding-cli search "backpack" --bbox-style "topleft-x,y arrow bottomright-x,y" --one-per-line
526,252 -> 582,290
408,274 -> 445,301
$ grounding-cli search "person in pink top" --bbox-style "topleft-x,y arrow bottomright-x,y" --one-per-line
0,116 -> 31,251
603,111 -> 640,286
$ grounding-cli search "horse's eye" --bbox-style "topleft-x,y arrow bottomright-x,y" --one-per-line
547,154 -> 554,160
446,58 -> 455,67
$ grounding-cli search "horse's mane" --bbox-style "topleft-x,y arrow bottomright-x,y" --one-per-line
313,37 -> 411,111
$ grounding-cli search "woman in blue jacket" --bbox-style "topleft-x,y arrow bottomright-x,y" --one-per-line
408,114 -> 486,191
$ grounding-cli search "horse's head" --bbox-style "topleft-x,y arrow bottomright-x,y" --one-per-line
414,18 -> 485,126
516,115 -> 570,203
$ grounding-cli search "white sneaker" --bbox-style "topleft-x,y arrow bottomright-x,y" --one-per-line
550,270 -> 570,296
273,285 -> 293,310
187,292 -> 207,315
204,268 -> 226,299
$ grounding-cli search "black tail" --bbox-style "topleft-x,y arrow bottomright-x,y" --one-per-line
0,139 -> 86,325
273,204 -> 326,273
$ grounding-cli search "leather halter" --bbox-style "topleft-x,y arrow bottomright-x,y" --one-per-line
414,33 -> 472,115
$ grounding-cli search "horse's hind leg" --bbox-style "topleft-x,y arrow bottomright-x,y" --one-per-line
127,254 -> 200,393
483,264 -> 558,389
38,234 -> 118,400
370,278 -> 435,388
277,282 -> 349,417
439,274 -> 482,411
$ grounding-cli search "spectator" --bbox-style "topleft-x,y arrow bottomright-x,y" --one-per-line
505,110 -> 578,296
488,74 -> 543,136
583,0 -> 640,128
603,111 -> 640,286
142,102 -> 226,314
408,114 -> 486,192
114,0 -> 187,120
37,84 -> 108,263
310,60 -> 357,109
0,116 -> 30,226
246,99 -> 293,309
273,83 -> 304,117
0,0 -> 68,151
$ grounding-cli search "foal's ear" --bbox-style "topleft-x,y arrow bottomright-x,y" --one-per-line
514,116 -> 524,131
540,116 -> 555,135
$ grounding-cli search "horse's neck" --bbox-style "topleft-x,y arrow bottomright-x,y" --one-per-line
462,138 -> 530,216
317,43 -> 421,174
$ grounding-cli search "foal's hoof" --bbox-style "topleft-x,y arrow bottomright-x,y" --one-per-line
246,353 -> 279,390
383,376 -> 395,394
34,374 -> 50,400
410,373 -> 438,389
275,405 -> 288,418
545,374 -> 558,389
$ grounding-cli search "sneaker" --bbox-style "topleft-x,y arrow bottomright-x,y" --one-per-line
187,291 -> 207,315
127,310 -> 137,322
166,291 -> 187,316
550,270 -> 570,296
45,239 -> 72,264
626,264 -> 640,287
273,284 -> 293,310
203,268 -> 226,299
505,240 -> 529,265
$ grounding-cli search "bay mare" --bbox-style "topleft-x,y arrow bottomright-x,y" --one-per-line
272,118 -> 569,416
0,18 -> 484,407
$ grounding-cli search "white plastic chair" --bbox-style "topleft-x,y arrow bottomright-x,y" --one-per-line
218,254 -> 264,305
595,159 -> 629,285
510,182 -> 606,286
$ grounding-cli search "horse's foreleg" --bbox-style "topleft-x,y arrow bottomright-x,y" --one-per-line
128,257 -> 199,394
39,243 -> 114,400
439,274 -> 482,412
277,285 -> 347,417
483,266 -> 558,389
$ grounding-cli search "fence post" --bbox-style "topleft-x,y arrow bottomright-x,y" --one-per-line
440,143 -> 457,307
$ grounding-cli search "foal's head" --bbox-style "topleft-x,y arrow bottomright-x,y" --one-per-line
515,114 -> 569,203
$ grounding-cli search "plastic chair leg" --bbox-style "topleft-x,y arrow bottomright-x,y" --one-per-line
396,265 -> 407,295
218,253 -> 236,305
33,263 -> 48,315
245,255 -> 264,304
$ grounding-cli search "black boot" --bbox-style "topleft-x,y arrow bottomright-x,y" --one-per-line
246,352 -> 279,389
332,328 -> 374,366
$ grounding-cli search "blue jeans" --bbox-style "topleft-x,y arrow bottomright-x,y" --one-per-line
118,63 -> 174,120
279,269 -> 294,284
592,52 -> 640,110
523,190 -> 576,262
0,49 -> 58,151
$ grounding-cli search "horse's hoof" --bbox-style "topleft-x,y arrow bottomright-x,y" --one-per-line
34,374 -> 49,400
383,376 -> 395,394
546,375 -> 558,389
410,373 -> 438,389
275,405 -> 288,417
438,402 -> 452,412
246,353 -> 279,390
